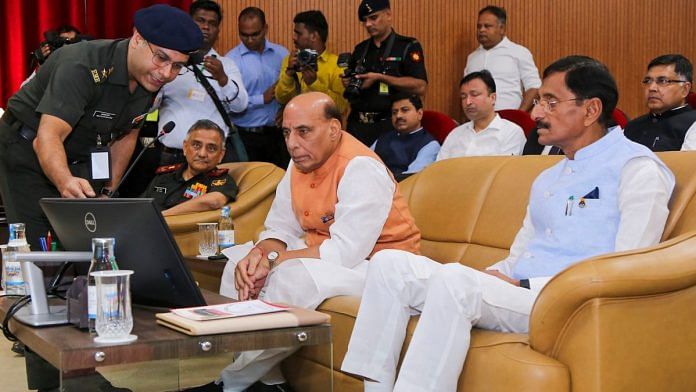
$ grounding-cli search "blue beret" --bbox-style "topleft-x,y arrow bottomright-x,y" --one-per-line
359,0 -> 390,21
134,4 -> 203,54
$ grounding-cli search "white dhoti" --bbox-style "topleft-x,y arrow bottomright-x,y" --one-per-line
341,249 -> 537,392
218,243 -> 368,392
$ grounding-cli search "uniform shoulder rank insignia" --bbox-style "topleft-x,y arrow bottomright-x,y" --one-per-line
211,178 -> 227,186
90,67 -> 113,84
101,67 -> 114,80
206,168 -> 229,177
155,163 -> 183,174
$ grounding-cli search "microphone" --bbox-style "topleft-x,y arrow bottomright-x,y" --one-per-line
109,121 -> 175,198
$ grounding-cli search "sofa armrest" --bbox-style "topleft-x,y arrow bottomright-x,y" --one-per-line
528,231 -> 696,390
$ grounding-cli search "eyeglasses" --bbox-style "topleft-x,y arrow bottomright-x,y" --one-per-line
146,42 -> 187,75
641,77 -> 687,87
532,97 -> 582,113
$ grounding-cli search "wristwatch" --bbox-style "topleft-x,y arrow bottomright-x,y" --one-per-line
100,187 -> 115,198
267,251 -> 280,269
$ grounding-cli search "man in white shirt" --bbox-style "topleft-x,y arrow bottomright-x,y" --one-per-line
342,55 -> 675,392
437,70 -> 526,160
464,5 -> 541,111
156,0 -> 248,165
187,92 -> 420,392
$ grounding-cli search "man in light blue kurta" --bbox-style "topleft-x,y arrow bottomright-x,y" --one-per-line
341,56 -> 676,392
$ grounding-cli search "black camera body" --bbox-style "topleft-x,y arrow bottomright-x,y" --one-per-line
293,49 -> 319,72
342,64 -> 368,100
32,31 -> 83,64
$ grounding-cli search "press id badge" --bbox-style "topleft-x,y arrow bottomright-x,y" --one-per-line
90,147 -> 112,181
379,82 -> 390,95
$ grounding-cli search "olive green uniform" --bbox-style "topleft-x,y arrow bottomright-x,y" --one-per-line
142,163 -> 238,210
0,39 -> 154,248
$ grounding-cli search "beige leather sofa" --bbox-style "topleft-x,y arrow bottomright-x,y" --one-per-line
281,152 -> 696,391
165,162 -> 284,256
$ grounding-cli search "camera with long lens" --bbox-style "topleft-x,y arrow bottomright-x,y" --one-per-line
292,49 -> 319,72
31,31 -> 83,65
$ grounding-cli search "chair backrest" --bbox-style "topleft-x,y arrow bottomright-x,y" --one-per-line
688,92 -> 696,108
421,110 -> 458,144
497,109 -> 536,137
612,108 -> 630,128
398,152 -> 696,270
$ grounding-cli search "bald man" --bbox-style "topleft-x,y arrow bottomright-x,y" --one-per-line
186,92 -> 420,391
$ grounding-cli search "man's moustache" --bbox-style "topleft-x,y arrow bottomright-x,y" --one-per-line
536,120 -> 551,129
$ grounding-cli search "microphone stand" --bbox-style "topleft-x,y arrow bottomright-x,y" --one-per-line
109,122 -> 175,198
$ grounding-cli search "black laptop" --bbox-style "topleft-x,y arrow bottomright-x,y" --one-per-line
40,198 -> 206,308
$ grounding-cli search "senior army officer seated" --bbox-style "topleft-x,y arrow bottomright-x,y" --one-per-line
143,119 -> 237,216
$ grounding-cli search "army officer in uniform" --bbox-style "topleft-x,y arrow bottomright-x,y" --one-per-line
0,4 -> 203,248
143,119 -> 238,216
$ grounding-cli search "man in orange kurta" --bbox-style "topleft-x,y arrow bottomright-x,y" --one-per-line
206,92 -> 420,392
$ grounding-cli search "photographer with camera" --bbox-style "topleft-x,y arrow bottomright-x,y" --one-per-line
33,25 -> 82,65
23,25 -> 87,87
343,0 -> 428,146
0,4 -> 202,250
154,0 -> 248,167
275,10 -> 348,116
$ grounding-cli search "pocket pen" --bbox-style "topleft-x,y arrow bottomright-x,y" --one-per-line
565,196 -> 574,216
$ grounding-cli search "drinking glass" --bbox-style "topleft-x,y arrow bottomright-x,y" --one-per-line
198,223 -> 219,256
92,270 -> 137,344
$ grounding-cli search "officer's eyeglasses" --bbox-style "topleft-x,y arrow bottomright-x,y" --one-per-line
146,42 -> 187,74
532,97 -> 583,113
641,77 -> 688,87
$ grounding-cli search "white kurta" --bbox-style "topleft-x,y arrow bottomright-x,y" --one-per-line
436,114 -> 526,160
218,156 -> 396,391
341,156 -> 674,392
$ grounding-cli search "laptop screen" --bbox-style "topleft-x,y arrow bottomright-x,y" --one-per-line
40,198 -> 206,308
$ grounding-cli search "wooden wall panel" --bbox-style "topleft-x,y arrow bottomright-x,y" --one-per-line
216,0 -> 696,120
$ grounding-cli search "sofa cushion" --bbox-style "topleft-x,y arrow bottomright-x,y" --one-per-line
311,295 -> 569,392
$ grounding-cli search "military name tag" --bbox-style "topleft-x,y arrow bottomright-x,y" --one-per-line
93,110 -> 116,120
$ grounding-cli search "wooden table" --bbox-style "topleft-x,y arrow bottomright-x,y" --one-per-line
1,291 -> 332,391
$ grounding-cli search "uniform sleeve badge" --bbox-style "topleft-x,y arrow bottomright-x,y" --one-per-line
410,51 -> 423,63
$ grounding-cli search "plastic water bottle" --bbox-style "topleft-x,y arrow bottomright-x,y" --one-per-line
218,206 -> 235,251
4,223 -> 30,295
88,238 -> 118,334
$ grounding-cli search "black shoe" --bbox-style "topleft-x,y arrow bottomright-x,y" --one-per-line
182,381 -> 224,391
245,381 -> 295,392
11,341 -> 25,355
